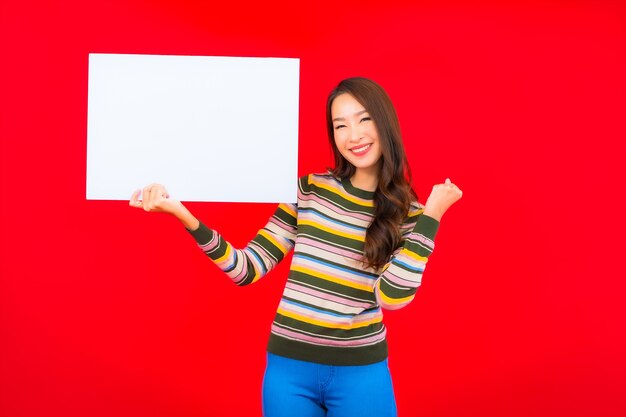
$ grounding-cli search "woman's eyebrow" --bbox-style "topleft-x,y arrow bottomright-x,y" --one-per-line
332,110 -> 368,122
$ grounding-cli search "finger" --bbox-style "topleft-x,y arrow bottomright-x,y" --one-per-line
147,184 -> 166,210
154,185 -> 167,201
143,186 -> 153,211
148,185 -> 162,210
445,178 -> 451,185
158,185 -> 169,199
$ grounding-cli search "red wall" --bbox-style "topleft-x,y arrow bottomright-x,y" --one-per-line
1,1 -> 625,416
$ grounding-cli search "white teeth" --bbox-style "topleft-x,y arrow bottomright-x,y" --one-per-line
352,144 -> 371,153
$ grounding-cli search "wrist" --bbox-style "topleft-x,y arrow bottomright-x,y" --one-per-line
423,206 -> 443,221
172,203 -> 200,231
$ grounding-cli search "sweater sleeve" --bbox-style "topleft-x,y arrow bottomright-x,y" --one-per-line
374,212 -> 440,310
187,203 -> 298,286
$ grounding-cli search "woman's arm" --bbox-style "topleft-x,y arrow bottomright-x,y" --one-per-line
188,203 -> 297,285
130,184 -> 298,286
374,178 -> 462,310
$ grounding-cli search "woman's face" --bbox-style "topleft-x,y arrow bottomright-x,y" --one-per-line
331,93 -> 382,174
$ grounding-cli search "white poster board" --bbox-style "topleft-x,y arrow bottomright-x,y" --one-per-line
86,53 -> 299,203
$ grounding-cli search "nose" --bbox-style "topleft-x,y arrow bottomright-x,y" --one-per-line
350,123 -> 363,143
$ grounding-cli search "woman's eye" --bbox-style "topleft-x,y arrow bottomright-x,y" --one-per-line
360,117 -> 371,122
334,124 -> 345,130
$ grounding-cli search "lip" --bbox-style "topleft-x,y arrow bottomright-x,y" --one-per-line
350,143 -> 372,156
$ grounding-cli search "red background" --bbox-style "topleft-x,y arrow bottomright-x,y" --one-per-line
1,1 -> 625,416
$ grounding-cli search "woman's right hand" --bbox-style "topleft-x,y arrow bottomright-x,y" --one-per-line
129,184 -> 200,231
129,183 -> 182,215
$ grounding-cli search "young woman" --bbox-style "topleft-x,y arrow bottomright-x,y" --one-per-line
130,77 -> 462,417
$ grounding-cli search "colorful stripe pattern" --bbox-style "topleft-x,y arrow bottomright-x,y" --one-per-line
189,173 -> 439,365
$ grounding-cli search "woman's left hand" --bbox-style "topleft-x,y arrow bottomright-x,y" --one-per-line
423,178 -> 463,221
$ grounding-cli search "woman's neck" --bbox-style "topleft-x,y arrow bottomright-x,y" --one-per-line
350,167 -> 379,192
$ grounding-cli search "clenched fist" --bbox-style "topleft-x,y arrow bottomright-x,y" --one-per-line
423,178 -> 463,221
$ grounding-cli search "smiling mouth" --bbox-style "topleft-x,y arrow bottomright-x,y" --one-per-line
351,144 -> 372,155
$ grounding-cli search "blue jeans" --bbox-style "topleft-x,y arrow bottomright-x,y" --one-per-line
262,353 -> 397,417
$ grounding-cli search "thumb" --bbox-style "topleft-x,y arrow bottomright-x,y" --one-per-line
445,178 -> 451,185
129,189 -> 142,207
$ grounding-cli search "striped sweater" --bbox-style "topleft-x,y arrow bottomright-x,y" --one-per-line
188,172 -> 439,365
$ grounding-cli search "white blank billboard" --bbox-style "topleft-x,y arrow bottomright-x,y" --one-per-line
87,53 -> 299,203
